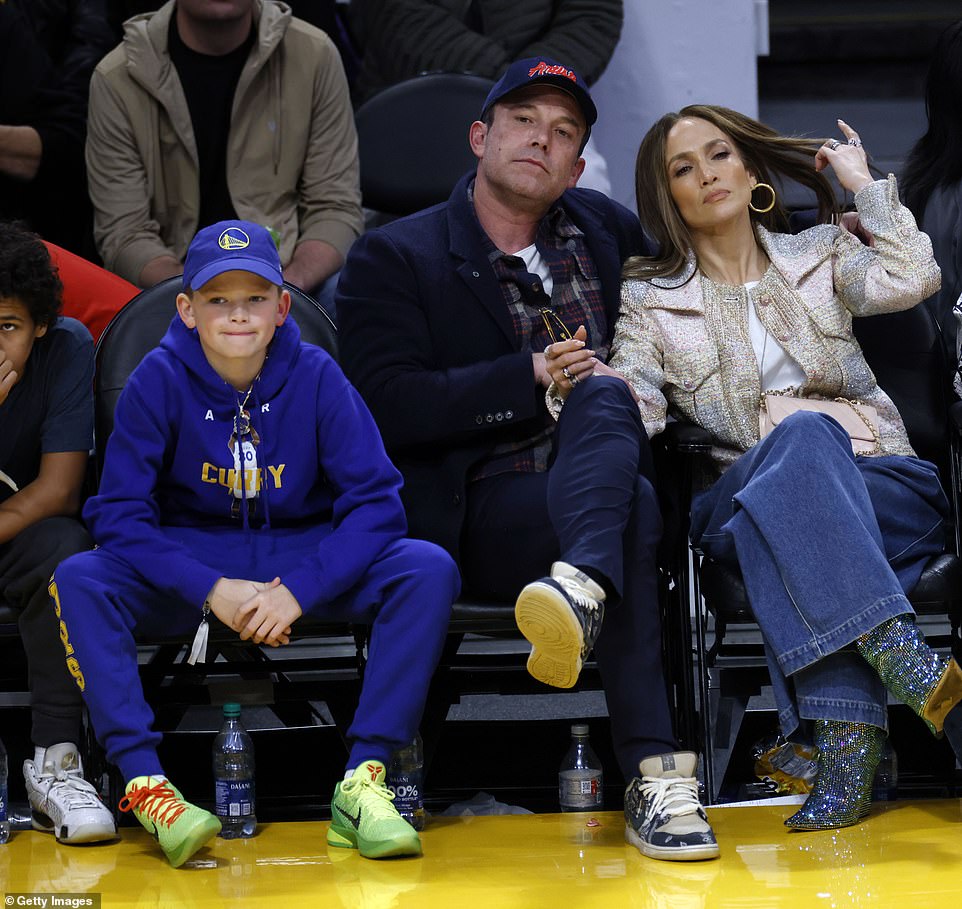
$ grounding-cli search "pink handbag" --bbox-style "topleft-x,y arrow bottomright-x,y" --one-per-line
759,393 -> 881,456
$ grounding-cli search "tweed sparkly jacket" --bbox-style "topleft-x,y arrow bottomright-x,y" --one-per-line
609,176 -> 941,474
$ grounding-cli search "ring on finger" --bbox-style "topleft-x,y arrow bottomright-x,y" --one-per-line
828,140 -> 840,151
569,373 -> 579,387
848,137 -> 862,147
562,366 -> 572,381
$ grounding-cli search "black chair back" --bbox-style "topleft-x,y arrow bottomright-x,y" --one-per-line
94,276 -> 336,474
355,72 -> 494,215
854,302 -> 955,483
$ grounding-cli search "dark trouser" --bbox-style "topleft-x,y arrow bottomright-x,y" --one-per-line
461,376 -> 676,780
0,516 -> 92,746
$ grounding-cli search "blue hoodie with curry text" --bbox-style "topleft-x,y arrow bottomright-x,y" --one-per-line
83,315 -> 407,614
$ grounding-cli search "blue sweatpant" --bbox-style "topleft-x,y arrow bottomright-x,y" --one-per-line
52,525 -> 459,782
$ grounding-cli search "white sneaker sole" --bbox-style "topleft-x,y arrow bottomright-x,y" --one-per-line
515,581 -> 584,689
32,811 -> 117,844
625,824 -> 720,862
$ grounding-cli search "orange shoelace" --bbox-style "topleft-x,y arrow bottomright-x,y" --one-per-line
118,780 -> 187,827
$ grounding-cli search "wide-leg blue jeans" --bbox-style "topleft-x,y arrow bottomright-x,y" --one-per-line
690,411 -> 948,734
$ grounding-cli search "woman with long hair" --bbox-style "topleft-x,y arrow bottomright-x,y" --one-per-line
543,104 -> 962,831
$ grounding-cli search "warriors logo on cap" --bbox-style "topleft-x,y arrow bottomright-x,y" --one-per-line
219,227 -> 251,251
183,220 -> 284,290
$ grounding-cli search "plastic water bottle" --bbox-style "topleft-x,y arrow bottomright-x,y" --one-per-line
0,737 -> 9,843
387,733 -> 425,830
872,741 -> 898,802
559,724 -> 604,812
213,703 -> 256,838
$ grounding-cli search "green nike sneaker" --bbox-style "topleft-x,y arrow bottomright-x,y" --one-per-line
327,760 -> 422,859
119,776 -> 221,867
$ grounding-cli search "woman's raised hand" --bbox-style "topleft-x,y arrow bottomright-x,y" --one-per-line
814,119 -> 874,195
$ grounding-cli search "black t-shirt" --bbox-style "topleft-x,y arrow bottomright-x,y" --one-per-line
0,318 -> 94,504
168,18 -> 255,230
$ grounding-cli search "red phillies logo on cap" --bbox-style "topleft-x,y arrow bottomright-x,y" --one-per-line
528,61 -> 577,83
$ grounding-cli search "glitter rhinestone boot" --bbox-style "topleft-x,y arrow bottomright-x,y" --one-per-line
784,721 -> 885,830
855,616 -> 962,758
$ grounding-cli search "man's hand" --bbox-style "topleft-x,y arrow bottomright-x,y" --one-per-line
138,255 -> 184,289
233,576 -> 303,647
283,239 -> 343,292
532,350 -> 552,389
0,357 -> 19,407
0,124 -> 42,181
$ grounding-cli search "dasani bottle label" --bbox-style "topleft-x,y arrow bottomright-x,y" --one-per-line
216,779 -> 255,818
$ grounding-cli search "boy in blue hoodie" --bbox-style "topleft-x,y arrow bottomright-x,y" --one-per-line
52,220 -> 460,867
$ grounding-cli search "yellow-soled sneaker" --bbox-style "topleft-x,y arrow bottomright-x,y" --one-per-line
119,776 -> 221,867
327,760 -> 422,859
515,561 -> 605,689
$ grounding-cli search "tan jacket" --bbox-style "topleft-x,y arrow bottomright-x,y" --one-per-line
86,0 -> 362,284
610,177 -> 941,474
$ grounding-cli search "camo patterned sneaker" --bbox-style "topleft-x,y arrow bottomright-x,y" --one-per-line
515,561 -> 605,688
119,776 -> 221,867
624,752 -> 719,862
327,760 -> 422,859
23,744 -> 117,844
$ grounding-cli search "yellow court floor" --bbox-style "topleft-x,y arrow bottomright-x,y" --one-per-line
3,799 -> 962,908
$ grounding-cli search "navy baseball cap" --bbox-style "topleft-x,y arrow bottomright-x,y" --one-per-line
182,220 -> 283,291
480,57 -> 597,130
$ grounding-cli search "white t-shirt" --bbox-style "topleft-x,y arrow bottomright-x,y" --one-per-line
514,242 -> 553,298
744,280 -> 806,391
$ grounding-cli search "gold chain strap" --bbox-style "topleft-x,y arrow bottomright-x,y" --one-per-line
834,396 -> 882,455
759,389 -> 881,456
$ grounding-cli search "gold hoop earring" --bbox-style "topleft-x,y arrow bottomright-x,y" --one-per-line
748,182 -> 776,214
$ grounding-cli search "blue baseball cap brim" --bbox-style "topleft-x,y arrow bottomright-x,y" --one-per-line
182,221 -> 283,291
188,256 -> 283,291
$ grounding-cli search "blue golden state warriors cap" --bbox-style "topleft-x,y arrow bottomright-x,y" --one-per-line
182,220 -> 283,291
480,57 -> 597,129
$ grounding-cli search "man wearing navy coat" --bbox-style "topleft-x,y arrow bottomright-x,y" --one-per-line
338,57 -> 719,861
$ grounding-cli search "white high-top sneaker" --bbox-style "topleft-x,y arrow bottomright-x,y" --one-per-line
23,743 -> 117,844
